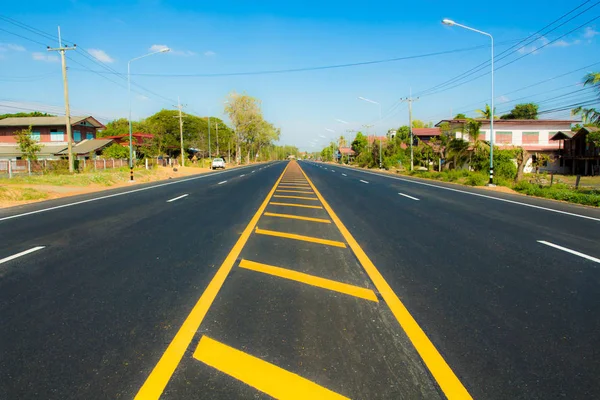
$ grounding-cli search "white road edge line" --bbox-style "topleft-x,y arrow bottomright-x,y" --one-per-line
218,180 -> 227,185
0,163 -> 269,222
328,164 -> 600,223
167,194 -> 189,203
399,193 -> 420,201
360,180 -> 369,184
342,173 -> 347,176
0,246 -> 45,265
537,240 -> 600,264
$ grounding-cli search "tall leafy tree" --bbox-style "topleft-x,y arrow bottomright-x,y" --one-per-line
500,103 -> 539,120
475,104 -> 496,119
572,73 -> 600,147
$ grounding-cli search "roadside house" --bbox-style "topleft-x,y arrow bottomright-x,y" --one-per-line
338,146 -> 356,162
412,128 -> 441,143
551,127 -> 600,175
0,116 -> 105,160
435,118 -> 576,173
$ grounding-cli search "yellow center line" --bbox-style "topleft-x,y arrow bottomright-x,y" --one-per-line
134,163 -> 291,400
269,202 -> 323,209
263,211 -> 331,224
193,336 -> 349,400
255,227 -> 346,248
276,189 -> 315,194
297,164 -> 473,400
273,195 -> 319,201
239,259 -> 377,302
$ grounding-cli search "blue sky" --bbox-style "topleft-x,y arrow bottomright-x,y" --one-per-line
1,0 -> 599,151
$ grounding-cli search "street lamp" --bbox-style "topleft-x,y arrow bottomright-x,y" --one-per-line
358,96 -> 383,168
128,47 -> 170,181
442,18 -> 494,185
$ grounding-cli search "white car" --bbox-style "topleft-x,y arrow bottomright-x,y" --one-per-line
211,157 -> 225,170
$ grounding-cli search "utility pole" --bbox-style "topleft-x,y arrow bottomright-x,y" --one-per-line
216,121 -> 219,157
208,116 -> 211,159
174,97 -> 186,166
47,27 -> 76,173
401,89 -> 419,171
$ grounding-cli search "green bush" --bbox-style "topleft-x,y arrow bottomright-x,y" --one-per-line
513,181 -> 600,206
465,173 -> 488,186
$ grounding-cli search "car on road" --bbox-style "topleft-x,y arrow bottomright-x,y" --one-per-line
211,157 -> 225,170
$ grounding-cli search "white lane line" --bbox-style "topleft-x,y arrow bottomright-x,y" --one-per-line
166,194 -> 189,203
537,241 -> 600,264
331,170 -> 335,172
252,170 -> 255,173
0,163 -> 265,222
240,174 -> 245,177
333,165 -> 600,223
218,180 -> 227,185
0,246 -> 45,265
399,193 -> 420,201
360,180 -> 369,184
342,173 -> 347,176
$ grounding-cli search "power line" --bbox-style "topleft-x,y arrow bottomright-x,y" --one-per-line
68,39 -> 525,78
413,1 -> 600,98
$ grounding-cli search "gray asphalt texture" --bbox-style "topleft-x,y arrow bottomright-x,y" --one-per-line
0,159 -> 598,399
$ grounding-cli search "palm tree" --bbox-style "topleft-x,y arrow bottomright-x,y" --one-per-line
572,72 -> 600,125
475,104 -> 496,120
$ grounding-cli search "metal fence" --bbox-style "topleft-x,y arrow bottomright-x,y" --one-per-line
0,158 -> 129,178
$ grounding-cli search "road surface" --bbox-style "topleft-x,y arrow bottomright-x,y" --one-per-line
1,160 -> 599,399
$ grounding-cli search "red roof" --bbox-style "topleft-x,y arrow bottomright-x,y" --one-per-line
412,128 -> 441,137
367,135 -> 387,144
338,147 -> 355,155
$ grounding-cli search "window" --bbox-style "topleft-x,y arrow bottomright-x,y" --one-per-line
86,132 -> 94,140
73,130 -> 81,142
50,129 -> 64,142
495,131 -> 512,144
522,131 -> 539,144
30,130 -> 41,141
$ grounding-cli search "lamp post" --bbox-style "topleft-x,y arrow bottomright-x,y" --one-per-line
442,18 -> 494,185
128,47 -> 170,181
358,96 -> 383,168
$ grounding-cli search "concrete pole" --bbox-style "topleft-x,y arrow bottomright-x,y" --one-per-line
47,27 -> 76,173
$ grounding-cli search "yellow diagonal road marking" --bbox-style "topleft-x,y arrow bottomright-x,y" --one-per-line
273,195 -> 319,201
264,212 -> 330,223
277,185 -> 311,189
240,259 -> 377,302
255,227 -> 346,248
298,163 -> 473,400
134,163 -> 291,400
276,189 -> 314,194
194,336 -> 349,400
269,202 -> 323,209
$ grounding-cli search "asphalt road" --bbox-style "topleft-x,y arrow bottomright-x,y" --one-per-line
1,160 -> 599,399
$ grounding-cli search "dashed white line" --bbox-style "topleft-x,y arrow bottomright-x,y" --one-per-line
537,241 -> 600,264
240,174 -> 245,177
0,246 -> 45,265
399,193 -> 420,201
252,170 -> 255,173
342,173 -> 347,176
360,180 -> 369,184
218,180 -> 227,185
167,194 -> 189,202
331,170 -> 335,172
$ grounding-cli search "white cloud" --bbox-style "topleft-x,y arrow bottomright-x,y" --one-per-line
0,43 -> 26,52
584,27 -> 599,39
32,52 -> 59,63
149,44 -> 170,52
551,40 -> 571,47
88,48 -> 114,63
136,94 -> 149,101
204,50 -> 216,57
497,95 -> 510,103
